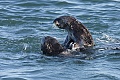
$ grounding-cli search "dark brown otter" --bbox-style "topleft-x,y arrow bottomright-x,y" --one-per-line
53,16 -> 94,50
41,36 -> 84,56
41,36 -> 65,56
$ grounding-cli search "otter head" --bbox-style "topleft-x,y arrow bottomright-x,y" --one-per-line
53,16 -> 75,29
41,36 -> 65,56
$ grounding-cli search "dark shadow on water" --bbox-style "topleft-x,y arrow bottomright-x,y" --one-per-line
1,77 -> 27,80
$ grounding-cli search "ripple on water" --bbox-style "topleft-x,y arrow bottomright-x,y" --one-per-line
89,73 -> 120,80
0,19 -> 25,26
106,52 -> 120,62
0,0 -> 120,80
15,1 -> 49,7
1,77 -> 27,80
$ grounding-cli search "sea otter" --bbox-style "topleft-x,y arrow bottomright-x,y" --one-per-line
40,36 -> 120,59
41,36 -> 79,56
41,36 -> 87,57
53,16 -> 94,50
41,16 -> 120,58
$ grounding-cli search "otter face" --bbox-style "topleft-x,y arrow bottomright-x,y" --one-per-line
53,17 -> 68,29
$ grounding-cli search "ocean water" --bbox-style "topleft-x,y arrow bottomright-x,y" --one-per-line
0,0 -> 120,80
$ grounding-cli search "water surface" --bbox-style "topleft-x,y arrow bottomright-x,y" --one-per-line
0,0 -> 120,80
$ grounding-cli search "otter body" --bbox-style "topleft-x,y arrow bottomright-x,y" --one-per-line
53,16 -> 94,50
41,16 -> 120,57
41,36 -> 78,56
41,36 -> 65,56
41,16 -> 94,56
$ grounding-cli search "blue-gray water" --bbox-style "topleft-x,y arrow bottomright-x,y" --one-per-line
0,0 -> 120,80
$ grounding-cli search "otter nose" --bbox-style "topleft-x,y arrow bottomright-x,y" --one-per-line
55,21 -> 60,26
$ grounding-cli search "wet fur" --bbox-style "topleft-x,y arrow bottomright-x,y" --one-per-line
53,16 -> 94,50
41,16 -> 94,56
41,36 -> 87,57
41,36 -> 65,56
